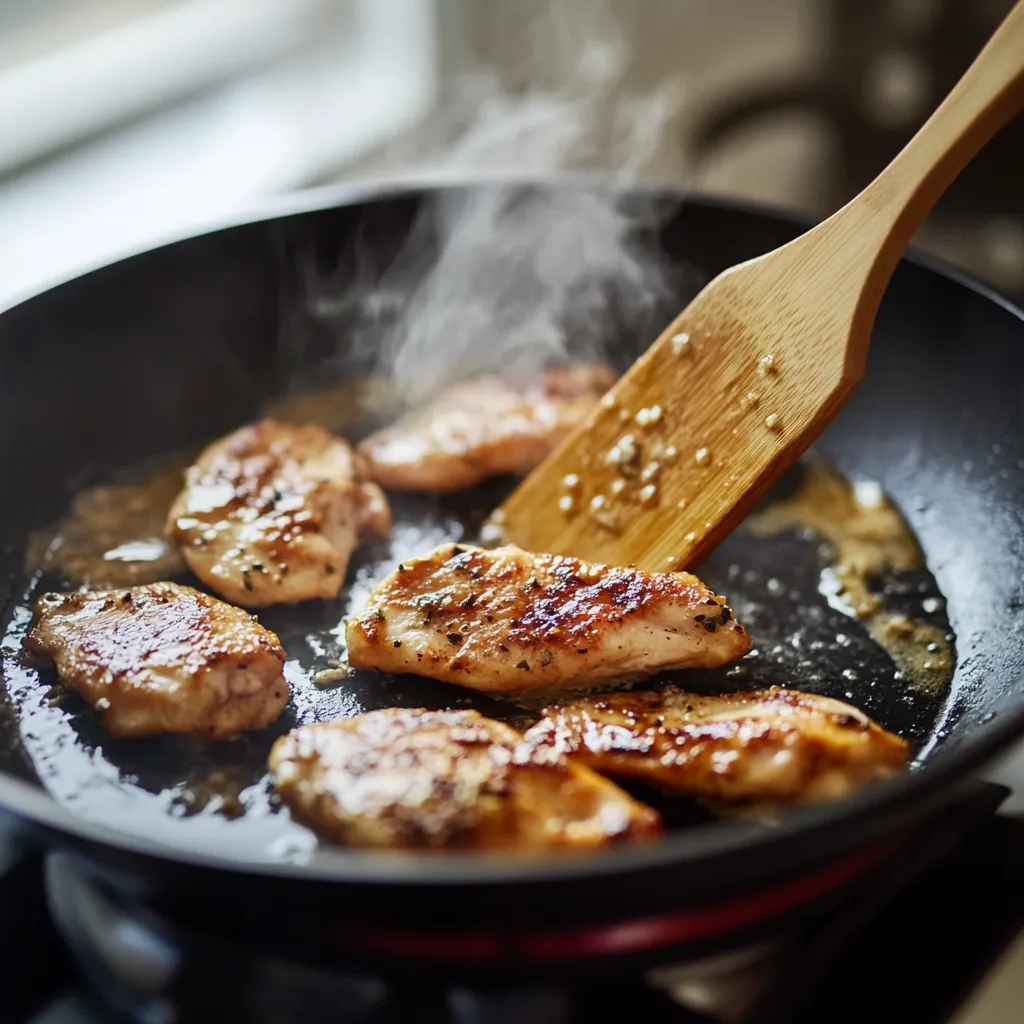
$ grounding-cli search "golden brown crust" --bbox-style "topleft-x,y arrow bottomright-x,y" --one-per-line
357,363 -> 617,493
269,708 -> 661,849
525,685 -> 909,805
27,582 -> 289,739
167,419 -> 390,607
345,544 -> 750,694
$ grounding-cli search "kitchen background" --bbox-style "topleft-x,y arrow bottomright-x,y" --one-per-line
1,2 -> 1022,1020
2,0 -> 1023,306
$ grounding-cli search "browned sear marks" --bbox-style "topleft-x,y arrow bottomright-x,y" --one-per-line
346,543 -> 750,695
269,707 -> 661,849
167,419 -> 390,607
26,582 -> 289,739
525,685 -> 908,805
358,363 -> 616,492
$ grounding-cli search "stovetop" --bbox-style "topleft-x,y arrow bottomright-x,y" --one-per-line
6,782 -> 1024,1024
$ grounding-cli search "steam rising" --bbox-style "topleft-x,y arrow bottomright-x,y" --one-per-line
298,2 -> 690,406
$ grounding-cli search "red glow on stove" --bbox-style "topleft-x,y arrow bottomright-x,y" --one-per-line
523,845 -> 887,958
343,844 -> 891,962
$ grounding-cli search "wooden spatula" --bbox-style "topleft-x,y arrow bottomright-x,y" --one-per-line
497,1 -> 1024,572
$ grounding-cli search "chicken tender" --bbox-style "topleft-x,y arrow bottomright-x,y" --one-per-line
357,363 -> 616,492
25,582 -> 288,739
269,707 -> 661,849
168,420 -> 389,607
346,544 -> 750,695
525,685 -> 908,805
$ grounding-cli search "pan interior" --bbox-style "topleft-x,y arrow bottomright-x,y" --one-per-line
1,183 -> 1023,871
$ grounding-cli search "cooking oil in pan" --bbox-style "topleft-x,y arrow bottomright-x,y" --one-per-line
0,421 -> 955,863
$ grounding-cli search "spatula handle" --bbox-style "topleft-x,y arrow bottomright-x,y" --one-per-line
842,0 -> 1024,264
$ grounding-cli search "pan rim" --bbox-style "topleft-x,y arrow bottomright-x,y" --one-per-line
2,176 -> 1023,885
1,703 -> 1021,884
3,169 -> 1021,323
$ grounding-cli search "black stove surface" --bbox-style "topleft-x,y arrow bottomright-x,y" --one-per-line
7,784 -> 1024,1024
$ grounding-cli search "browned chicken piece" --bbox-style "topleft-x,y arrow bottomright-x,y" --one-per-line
357,363 -> 617,492
269,707 -> 661,849
25,582 -> 289,739
167,420 -> 390,607
524,686 -> 909,805
346,544 -> 750,695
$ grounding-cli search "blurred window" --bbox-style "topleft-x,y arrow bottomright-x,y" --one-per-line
0,0 -> 438,305
0,0 -> 351,175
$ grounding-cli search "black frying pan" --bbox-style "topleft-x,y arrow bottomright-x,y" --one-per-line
1,180 -> 1024,974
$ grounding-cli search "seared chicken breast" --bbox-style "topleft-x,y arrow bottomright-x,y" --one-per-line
269,707 -> 661,849
346,544 -> 750,695
25,582 -> 288,739
167,420 -> 390,607
357,363 -> 616,492
525,686 -> 908,805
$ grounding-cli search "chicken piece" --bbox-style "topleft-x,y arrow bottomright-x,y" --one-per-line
346,544 -> 750,695
25,582 -> 289,739
167,420 -> 390,607
524,686 -> 908,805
357,363 -> 616,492
269,708 -> 661,850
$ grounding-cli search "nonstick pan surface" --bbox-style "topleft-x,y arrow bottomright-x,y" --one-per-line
1,181 -> 1023,918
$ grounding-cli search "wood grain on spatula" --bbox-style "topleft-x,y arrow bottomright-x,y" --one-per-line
498,1 -> 1024,572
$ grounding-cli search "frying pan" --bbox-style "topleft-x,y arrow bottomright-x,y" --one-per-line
1,179 -> 1024,975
